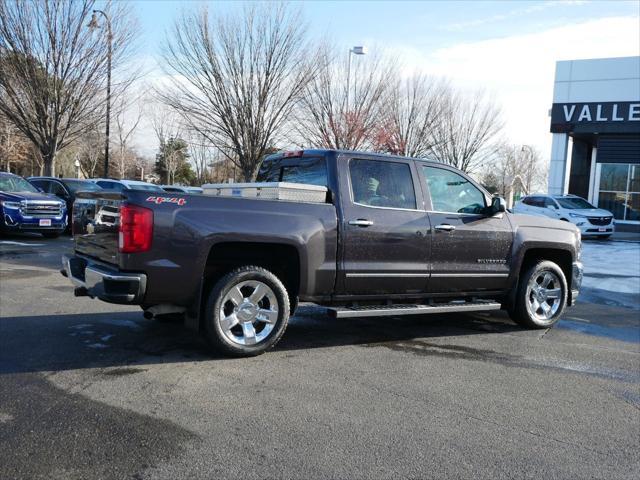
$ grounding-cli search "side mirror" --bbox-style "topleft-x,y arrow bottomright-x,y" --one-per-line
36,187 -> 44,193
490,196 -> 507,214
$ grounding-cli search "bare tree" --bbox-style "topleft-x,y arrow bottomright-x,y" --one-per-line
426,89 -> 503,173
295,45 -> 394,150
481,143 -> 546,199
188,132 -> 215,185
76,127 -> 103,179
113,96 -> 142,179
373,75 -> 447,157
157,3 -> 314,181
0,0 -> 138,176
0,114 -> 30,173
151,105 -> 183,184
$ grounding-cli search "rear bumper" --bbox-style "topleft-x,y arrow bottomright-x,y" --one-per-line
570,261 -> 583,306
61,254 -> 146,304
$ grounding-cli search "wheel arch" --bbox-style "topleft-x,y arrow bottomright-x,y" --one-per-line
191,241 -> 301,332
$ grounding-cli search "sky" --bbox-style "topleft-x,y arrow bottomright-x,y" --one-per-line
120,0 -> 640,161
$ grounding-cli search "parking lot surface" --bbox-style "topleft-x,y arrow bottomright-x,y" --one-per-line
1,235 -> 639,479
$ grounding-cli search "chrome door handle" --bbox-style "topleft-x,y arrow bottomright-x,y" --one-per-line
434,224 -> 455,232
349,219 -> 374,227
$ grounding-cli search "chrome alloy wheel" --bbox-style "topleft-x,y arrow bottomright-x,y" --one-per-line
218,280 -> 279,346
526,271 -> 562,323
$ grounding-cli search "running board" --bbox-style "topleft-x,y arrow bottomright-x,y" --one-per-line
327,301 -> 502,319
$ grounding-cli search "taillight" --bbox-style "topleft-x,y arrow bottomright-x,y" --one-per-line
118,204 -> 153,253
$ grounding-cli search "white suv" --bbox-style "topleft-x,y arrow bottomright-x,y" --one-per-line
513,194 -> 615,238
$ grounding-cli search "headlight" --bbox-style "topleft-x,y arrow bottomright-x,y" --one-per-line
1,201 -> 21,209
569,212 -> 585,218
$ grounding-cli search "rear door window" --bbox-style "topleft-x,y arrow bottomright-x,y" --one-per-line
257,156 -> 327,187
350,159 -> 417,210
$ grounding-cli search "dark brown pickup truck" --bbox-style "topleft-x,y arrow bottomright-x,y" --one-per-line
62,149 -> 583,356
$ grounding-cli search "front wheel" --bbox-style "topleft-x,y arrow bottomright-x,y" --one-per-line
509,260 -> 568,328
203,266 -> 290,357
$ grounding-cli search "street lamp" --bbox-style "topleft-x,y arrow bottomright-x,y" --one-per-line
346,46 -> 366,113
74,158 -> 81,179
88,10 -> 112,178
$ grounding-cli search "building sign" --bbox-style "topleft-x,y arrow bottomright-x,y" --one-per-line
550,101 -> 640,134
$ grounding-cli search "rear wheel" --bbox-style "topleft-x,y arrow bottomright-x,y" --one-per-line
203,266 -> 290,357
509,260 -> 567,329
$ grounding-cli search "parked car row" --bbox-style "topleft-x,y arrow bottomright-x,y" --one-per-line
0,171 -> 203,237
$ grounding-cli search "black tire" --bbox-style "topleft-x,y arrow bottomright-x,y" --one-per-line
42,231 -> 61,238
509,260 -> 568,329
203,265 -> 290,357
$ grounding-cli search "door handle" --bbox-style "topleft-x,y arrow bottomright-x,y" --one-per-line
348,219 -> 374,227
434,224 -> 455,232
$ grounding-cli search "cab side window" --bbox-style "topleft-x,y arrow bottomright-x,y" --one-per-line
543,197 -> 558,209
349,159 -> 416,210
50,182 -> 68,197
423,166 -> 486,214
30,179 -> 47,192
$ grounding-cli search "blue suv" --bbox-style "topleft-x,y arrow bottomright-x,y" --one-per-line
0,172 -> 67,238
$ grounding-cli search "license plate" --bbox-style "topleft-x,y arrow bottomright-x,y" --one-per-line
598,227 -> 607,232
39,219 -> 51,227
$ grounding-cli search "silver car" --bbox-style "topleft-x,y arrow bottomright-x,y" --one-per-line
513,194 -> 615,238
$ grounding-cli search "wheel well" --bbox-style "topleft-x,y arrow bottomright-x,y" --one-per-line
520,248 -> 573,289
202,242 -> 300,302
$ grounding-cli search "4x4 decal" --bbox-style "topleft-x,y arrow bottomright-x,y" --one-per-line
146,196 -> 187,206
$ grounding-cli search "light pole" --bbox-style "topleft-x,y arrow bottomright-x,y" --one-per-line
88,10 -> 112,178
346,46 -> 366,114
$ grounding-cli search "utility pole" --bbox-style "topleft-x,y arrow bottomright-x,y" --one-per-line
88,10 -> 112,178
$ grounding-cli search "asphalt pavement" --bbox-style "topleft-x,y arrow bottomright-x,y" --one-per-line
0,234 -> 638,479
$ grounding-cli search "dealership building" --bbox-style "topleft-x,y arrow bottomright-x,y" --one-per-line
548,56 -> 640,228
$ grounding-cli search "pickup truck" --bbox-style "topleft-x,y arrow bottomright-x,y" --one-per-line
1,172 -> 67,237
62,149 -> 583,357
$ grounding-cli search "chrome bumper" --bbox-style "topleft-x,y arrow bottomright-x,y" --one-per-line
570,261 -> 583,306
61,254 -> 146,304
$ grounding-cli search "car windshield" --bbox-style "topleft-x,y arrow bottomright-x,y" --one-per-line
64,180 -> 102,193
0,175 -> 38,193
555,197 -> 595,209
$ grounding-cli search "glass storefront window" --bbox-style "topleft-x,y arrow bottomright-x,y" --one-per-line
627,193 -> 640,221
597,163 -> 640,222
599,164 -> 629,191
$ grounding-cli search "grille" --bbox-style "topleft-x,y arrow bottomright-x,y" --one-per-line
21,202 -> 63,217
587,216 -> 612,226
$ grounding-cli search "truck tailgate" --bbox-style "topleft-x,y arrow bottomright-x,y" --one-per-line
72,191 -> 124,265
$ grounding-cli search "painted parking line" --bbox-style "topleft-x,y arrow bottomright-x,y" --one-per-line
0,241 -> 46,247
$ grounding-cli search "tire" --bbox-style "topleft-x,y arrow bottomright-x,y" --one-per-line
203,266 -> 290,357
509,260 -> 568,329
42,231 -> 61,238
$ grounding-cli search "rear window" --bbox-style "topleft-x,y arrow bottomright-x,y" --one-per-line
256,156 -> 327,187
65,180 -> 102,193
130,184 -> 164,192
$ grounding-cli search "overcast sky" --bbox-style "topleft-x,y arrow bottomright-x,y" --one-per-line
123,0 -> 640,161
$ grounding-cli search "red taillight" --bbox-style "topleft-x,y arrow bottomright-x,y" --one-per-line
118,204 -> 153,253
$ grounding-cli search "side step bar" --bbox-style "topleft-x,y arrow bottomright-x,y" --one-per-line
327,301 -> 502,319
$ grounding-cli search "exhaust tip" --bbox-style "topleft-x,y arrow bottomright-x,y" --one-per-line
143,310 -> 154,320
